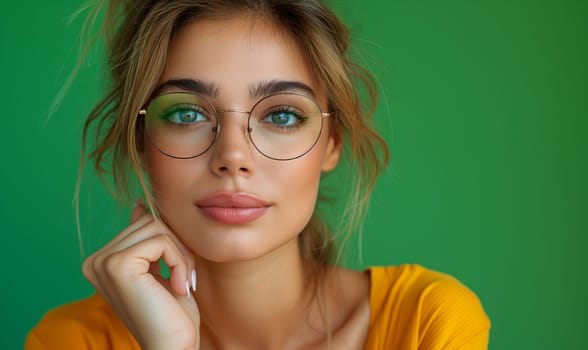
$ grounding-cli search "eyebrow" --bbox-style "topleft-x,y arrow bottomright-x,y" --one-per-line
152,78 -> 316,99
152,79 -> 220,98
250,80 -> 317,99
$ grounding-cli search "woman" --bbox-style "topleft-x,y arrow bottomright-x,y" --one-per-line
26,0 -> 490,349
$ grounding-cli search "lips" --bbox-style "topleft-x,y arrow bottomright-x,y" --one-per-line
196,192 -> 271,224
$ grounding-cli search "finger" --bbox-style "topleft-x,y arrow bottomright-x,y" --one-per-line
83,214 -> 153,278
112,219 -> 196,288
111,234 -> 190,296
94,213 -> 154,255
125,229 -> 192,296
146,218 -> 196,292
85,218 -> 194,287
82,211 -> 153,297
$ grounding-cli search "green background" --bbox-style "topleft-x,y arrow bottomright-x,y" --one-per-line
1,0 -> 586,348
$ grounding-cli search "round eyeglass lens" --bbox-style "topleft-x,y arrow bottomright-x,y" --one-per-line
248,93 -> 324,160
145,92 -> 218,159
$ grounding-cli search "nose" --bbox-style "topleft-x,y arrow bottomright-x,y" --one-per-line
209,112 -> 256,177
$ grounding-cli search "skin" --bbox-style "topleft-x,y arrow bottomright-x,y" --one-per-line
83,16 -> 370,350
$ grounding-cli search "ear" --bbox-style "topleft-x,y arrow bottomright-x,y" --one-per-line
321,125 -> 342,172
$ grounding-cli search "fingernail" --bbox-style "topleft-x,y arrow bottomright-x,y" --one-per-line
185,280 -> 191,298
191,270 -> 197,292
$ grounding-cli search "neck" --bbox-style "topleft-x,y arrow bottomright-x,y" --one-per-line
194,239 -> 321,349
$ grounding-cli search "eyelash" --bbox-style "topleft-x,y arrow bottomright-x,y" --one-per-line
161,104 -> 209,128
262,106 -> 308,129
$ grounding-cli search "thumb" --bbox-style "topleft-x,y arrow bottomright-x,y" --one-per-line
130,199 -> 147,224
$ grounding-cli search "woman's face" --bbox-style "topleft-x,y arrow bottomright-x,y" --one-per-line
144,16 -> 341,263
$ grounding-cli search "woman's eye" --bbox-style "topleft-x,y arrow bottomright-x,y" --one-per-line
262,108 -> 305,127
163,105 -> 208,124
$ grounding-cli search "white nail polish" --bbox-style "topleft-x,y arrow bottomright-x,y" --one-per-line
185,280 -> 191,298
191,270 -> 197,292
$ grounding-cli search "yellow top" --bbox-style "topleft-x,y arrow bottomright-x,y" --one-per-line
365,265 -> 490,349
26,265 -> 490,349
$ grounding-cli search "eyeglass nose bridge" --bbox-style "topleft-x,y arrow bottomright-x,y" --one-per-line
214,108 -> 254,135
217,108 -> 250,114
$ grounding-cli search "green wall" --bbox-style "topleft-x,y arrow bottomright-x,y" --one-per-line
1,0 -> 586,348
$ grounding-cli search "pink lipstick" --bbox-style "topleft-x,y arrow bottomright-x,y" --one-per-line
196,192 -> 271,224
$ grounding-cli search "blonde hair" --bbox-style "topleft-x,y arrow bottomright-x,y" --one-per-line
79,0 -> 387,308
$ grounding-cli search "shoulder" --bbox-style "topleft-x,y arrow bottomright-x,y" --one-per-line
365,264 -> 491,350
25,293 -> 139,350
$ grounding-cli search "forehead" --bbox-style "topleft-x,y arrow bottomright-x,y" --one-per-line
159,16 -> 322,102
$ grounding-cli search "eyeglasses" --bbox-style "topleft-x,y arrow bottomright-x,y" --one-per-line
139,92 -> 330,160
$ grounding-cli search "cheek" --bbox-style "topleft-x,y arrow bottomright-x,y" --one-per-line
273,152 -> 324,228
282,162 -> 320,201
144,145 -> 201,206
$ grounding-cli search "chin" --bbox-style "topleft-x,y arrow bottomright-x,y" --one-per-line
178,223 -> 302,264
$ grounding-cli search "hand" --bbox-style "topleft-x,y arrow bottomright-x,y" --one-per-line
83,201 -> 200,350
